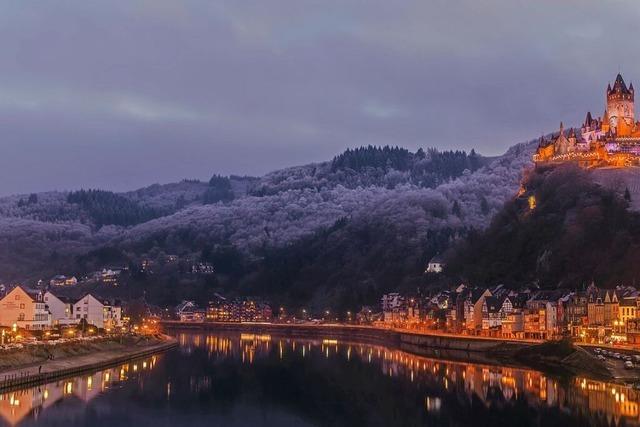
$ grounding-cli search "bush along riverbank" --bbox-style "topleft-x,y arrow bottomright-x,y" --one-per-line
0,334 -> 177,391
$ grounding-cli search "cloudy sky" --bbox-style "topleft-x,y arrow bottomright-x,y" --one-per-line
1,0 -> 640,195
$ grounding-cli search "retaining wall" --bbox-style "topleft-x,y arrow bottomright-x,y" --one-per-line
0,338 -> 178,393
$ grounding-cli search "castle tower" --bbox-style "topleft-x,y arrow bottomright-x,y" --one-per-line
606,73 -> 634,130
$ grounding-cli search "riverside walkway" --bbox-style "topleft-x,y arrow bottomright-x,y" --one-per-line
0,337 -> 177,392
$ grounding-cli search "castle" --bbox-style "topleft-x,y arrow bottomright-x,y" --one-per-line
534,73 -> 640,167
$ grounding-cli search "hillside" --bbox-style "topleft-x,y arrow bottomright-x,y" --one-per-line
446,164 -> 640,289
0,144 -> 534,307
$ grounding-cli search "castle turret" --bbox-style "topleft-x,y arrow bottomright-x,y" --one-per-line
607,73 -> 635,130
602,109 -> 610,133
554,122 -> 571,155
584,111 -> 593,128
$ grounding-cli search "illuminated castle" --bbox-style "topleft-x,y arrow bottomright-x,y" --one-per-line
534,73 -> 640,167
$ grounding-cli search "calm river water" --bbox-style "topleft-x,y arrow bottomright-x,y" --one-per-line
0,331 -> 637,426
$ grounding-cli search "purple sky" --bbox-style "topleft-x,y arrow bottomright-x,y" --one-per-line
2,0 -> 640,195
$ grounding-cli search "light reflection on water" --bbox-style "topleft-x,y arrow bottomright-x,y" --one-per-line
0,332 -> 639,426
0,356 -> 158,426
177,332 -> 640,426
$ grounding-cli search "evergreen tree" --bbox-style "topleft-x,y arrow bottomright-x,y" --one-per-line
203,174 -> 234,204
452,200 -> 461,216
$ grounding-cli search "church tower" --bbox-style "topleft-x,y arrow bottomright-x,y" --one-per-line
606,73 -> 634,130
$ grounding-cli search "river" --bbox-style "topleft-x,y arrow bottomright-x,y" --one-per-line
0,330 -> 637,426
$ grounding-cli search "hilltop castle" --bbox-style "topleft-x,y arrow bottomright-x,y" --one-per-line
534,73 -> 640,167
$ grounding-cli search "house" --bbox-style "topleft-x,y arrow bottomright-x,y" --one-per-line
603,290 -> 620,326
524,308 -> 546,340
502,311 -> 525,338
565,292 -> 588,336
93,268 -> 121,284
619,298 -> 637,332
587,287 -> 620,327
103,302 -> 123,330
467,288 -> 492,331
481,297 -> 503,330
0,286 -> 51,330
191,262 -> 215,274
425,255 -> 445,274
587,291 -> 606,326
73,294 -> 121,329
627,318 -> 640,344
381,293 -> 406,324
49,275 -> 78,287
43,292 -> 76,326
207,295 -> 232,322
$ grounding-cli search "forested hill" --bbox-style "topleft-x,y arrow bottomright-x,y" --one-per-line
251,146 -> 490,196
446,164 -> 640,289
0,143 -> 534,308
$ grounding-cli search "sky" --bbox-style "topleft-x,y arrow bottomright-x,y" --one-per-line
2,0 -> 640,195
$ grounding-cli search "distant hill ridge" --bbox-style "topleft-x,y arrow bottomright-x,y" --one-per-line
0,143 -> 534,290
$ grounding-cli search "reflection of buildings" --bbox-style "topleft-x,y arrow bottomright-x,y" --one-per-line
0,356 -> 159,426
181,332 -> 640,426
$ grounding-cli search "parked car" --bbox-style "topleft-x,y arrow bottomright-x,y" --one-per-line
625,361 -> 634,370
614,353 -> 622,359
597,355 -> 607,361
634,355 -> 640,363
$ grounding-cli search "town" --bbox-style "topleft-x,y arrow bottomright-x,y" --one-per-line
171,282 -> 640,347
6,261 -> 640,353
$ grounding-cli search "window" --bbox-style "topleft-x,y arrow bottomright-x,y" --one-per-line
18,313 -> 24,321
19,303 -> 25,309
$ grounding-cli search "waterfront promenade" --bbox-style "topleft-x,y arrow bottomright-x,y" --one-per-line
0,335 -> 177,392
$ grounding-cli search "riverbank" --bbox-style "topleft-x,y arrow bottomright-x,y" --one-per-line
0,334 -> 177,392
162,321 -> 617,380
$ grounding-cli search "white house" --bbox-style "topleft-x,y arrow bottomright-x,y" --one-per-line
103,303 -> 123,330
0,286 -> 51,330
73,294 -> 123,329
50,275 -> 78,287
73,294 -> 103,328
425,255 -> 445,274
43,291 -> 76,326
381,293 -> 406,323
93,269 -> 121,284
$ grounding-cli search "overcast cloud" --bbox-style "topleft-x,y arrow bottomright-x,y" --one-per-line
1,0 -> 639,194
